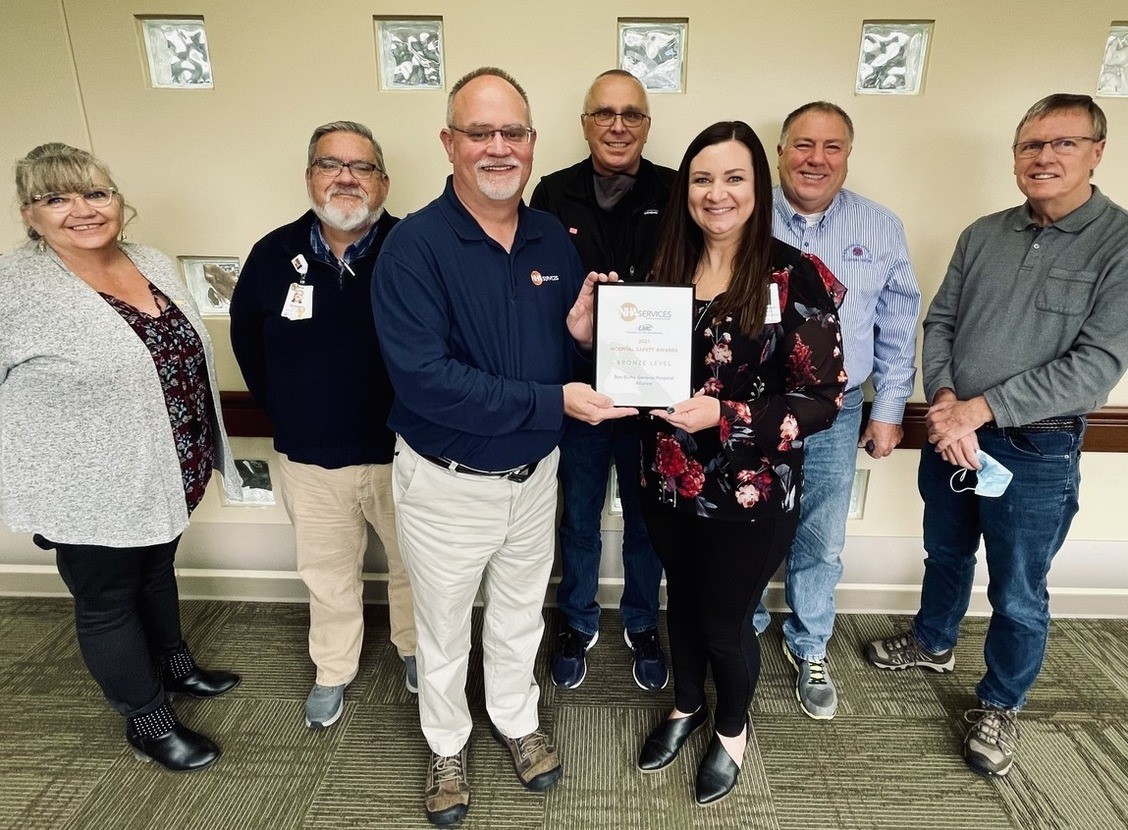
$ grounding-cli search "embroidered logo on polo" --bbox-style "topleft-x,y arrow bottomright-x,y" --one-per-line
843,244 -> 873,263
529,270 -> 560,286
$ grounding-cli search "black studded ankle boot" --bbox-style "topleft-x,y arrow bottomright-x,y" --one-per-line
126,702 -> 221,772
159,642 -> 241,699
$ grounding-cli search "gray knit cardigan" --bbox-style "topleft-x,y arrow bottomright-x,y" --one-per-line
0,242 -> 242,546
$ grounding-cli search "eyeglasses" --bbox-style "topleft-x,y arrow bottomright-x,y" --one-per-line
582,109 -> 650,128
1012,136 -> 1099,158
309,158 -> 385,179
447,125 -> 535,144
28,187 -> 118,211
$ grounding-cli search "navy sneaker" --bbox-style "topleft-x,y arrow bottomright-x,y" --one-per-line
625,628 -> 669,691
551,626 -> 597,689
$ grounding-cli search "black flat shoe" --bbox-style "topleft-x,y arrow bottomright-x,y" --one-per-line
165,667 -> 241,699
695,733 -> 742,806
638,707 -> 708,772
127,722 -> 221,772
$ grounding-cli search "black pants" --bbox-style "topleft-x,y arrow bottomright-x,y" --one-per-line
643,502 -> 794,737
53,537 -> 184,718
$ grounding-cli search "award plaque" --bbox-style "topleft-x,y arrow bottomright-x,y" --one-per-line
593,283 -> 694,408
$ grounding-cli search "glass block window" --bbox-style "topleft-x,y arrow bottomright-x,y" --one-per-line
376,18 -> 444,90
140,18 -> 213,89
856,21 -> 933,95
619,19 -> 688,93
1097,25 -> 1128,97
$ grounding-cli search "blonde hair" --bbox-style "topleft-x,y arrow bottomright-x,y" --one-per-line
15,143 -> 132,241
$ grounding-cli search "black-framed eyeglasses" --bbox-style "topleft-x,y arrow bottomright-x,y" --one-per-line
1012,136 -> 1099,158
28,187 -> 118,211
582,109 -> 650,128
309,157 -> 385,179
447,125 -> 535,144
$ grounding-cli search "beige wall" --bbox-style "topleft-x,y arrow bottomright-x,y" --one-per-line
2,0 -> 1126,608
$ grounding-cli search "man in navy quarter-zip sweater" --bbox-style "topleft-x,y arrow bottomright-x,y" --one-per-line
530,69 -> 674,694
230,121 -> 417,733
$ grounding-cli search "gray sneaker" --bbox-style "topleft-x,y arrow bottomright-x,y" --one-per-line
404,656 -> 419,694
782,640 -> 837,720
304,683 -> 345,729
963,707 -> 1020,776
425,747 -> 470,826
492,726 -> 562,791
864,629 -> 955,672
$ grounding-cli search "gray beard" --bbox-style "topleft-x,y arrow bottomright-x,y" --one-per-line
311,199 -> 381,233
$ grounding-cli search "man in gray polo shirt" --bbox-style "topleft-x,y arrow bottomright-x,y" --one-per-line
864,94 -> 1128,777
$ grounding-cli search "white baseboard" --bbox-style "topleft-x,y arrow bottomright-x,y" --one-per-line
4,564 -> 1124,619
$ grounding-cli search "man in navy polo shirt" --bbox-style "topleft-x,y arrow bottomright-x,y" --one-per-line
373,67 -> 633,826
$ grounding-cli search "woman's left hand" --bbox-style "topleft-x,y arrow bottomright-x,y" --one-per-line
567,270 -> 619,351
649,391 -> 721,434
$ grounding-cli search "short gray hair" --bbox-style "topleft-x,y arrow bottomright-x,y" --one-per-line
306,121 -> 386,172
583,69 -> 648,114
15,143 -> 133,241
779,101 -> 855,147
1014,94 -> 1107,144
446,67 -> 531,126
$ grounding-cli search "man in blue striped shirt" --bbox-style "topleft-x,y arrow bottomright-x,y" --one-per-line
753,101 -> 922,720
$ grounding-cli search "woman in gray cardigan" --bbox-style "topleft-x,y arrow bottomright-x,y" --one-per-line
0,144 -> 243,772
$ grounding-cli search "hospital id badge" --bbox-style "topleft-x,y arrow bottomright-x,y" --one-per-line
765,282 -> 782,324
281,282 -> 313,320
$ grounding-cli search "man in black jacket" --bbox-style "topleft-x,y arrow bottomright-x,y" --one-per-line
530,70 -> 674,692
230,121 -> 416,729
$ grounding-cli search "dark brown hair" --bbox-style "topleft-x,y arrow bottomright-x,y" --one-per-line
650,121 -> 774,337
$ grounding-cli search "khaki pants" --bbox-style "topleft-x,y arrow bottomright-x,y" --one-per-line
392,438 -> 558,756
277,455 -> 416,686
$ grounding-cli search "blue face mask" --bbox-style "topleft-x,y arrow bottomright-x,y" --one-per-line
949,450 -> 1013,498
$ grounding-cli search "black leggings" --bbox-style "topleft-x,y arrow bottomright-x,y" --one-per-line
643,502 -> 795,737
54,537 -> 184,718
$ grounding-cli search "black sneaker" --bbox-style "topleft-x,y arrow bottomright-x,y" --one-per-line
625,628 -> 669,691
551,626 -> 597,689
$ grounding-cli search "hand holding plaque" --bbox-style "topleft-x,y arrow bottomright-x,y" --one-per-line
593,283 -> 694,408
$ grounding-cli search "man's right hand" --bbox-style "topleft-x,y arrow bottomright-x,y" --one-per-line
563,382 -> 638,424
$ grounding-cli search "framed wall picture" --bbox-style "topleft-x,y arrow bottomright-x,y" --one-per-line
618,19 -> 687,93
375,17 -> 444,90
138,17 -> 213,89
856,21 -> 933,95
180,256 -> 239,316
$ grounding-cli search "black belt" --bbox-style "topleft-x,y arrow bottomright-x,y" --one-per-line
421,454 -> 539,483
984,416 -> 1083,434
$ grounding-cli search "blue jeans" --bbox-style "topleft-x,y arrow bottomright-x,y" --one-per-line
556,417 -> 663,636
752,387 -> 862,660
913,423 -> 1082,711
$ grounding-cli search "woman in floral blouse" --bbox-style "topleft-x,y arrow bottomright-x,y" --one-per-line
635,122 -> 846,805
0,144 -> 243,773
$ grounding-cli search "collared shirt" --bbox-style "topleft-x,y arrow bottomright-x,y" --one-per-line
373,177 -> 586,470
773,186 -> 921,424
309,209 -> 384,270
923,186 -> 1128,427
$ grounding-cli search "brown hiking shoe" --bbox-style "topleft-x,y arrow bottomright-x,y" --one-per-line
493,727 -> 563,791
424,748 -> 470,826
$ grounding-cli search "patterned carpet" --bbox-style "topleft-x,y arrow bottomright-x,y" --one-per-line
0,597 -> 1125,830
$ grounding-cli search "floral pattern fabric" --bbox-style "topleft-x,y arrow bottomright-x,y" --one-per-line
640,240 -> 847,521
100,284 -> 215,513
